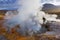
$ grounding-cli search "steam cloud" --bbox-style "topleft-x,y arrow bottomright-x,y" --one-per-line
3,0 -> 46,36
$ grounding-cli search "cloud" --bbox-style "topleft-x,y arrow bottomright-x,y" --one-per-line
41,0 -> 60,5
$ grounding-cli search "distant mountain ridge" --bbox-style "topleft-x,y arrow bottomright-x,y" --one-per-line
42,3 -> 60,13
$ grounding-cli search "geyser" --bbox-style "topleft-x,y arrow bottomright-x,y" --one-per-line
3,0 -> 46,36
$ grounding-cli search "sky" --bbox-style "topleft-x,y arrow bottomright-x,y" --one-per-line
40,0 -> 60,5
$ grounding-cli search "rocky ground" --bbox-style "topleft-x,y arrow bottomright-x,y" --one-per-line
0,16 -> 60,40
